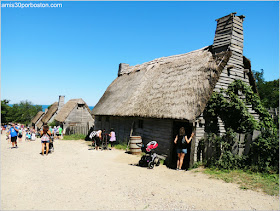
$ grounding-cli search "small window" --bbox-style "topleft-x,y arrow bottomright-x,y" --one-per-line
227,69 -> 230,76
98,116 -> 102,121
106,116 -> 109,122
138,120 -> 143,129
243,72 -> 246,79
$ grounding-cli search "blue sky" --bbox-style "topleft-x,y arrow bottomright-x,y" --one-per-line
1,1 -> 279,106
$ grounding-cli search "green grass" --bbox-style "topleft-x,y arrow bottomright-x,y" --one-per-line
202,168 -> 279,196
63,134 -> 86,140
113,142 -> 128,150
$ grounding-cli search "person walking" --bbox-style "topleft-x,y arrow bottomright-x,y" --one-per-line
52,126 -> 56,139
18,128 -> 23,142
109,128 -> 116,149
174,127 -> 194,171
8,123 -> 19,148
40,124 -> 51,156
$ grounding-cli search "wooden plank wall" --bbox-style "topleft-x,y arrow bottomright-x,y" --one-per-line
212,14 -> 259,135
64,105 -> 94,135
94,116 -> 173,156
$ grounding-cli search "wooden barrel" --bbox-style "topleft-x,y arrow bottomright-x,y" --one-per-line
129,136 -> 142,155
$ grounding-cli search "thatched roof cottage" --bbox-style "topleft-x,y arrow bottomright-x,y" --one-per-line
31,111 -> 45,130
36,96 -> 65,129
55,98 -> 94,135
92,13 -> 259,168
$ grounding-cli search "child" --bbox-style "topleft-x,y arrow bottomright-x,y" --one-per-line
109,128 -> 116,149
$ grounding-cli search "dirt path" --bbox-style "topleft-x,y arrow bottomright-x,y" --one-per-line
1,134 -> 279,210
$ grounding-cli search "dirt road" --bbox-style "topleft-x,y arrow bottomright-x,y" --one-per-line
1,134 -> 279,210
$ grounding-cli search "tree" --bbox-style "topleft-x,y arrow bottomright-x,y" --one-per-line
253,70 -> 279,108
7,101 -> 42,125
1,99 -> 11,124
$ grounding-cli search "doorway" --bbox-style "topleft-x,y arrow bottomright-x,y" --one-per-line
171,121 -> 193,170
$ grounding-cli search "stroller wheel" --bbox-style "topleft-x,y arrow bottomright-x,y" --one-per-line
148,161 -> 154,169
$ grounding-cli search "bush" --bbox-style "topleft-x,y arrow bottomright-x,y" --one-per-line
247,128 -> 279,173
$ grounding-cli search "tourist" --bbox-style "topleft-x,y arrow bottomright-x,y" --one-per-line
31,131 -> 36,141
109,128 -> 116,149
40,124 -> 51,156
53,126 -> 57,139
18,127 -> 23,142
95,129 -> 102,150
6,130 -> 11,143
173,127 -> 194,170
58,126 -> 63,139
8,123 -> 19,148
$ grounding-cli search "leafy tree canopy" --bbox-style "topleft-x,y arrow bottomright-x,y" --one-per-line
253,69 -> 279,108
1,100 -> 42,125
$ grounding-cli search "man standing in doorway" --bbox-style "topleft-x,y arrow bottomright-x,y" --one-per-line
9,123 -> 19,148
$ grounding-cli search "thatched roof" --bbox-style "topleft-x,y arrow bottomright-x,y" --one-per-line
55,98 -> 91,122
92,46 -> 231,121
31,111 -> 44,124
37,102 -> 58,128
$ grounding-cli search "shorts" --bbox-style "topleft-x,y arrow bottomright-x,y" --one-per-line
18,134 -> 22,138
93,136 -> 101,146
177,148 -> 187,154
41,140 -> 50,144
11,136 -> 17,142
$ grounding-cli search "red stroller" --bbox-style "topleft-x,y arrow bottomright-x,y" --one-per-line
138,141 -> 160,169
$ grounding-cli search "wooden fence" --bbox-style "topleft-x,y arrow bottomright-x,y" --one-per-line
65,125 -> 90,135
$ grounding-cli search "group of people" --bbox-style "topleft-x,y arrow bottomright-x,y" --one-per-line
4,122 -> 194,170
4,123 -> 36,148
89,128 -> 116,150
3,123 -> 63,156
48,126 -> 63,140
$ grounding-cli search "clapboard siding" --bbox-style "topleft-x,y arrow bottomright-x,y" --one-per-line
94,116 -> 173,156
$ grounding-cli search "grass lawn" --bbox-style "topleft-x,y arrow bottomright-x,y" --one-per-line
63,134 -> 86,140
197,168 -> 279,196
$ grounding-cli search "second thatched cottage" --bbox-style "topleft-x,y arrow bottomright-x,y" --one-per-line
55,98 -> 94,135
36,96 -> 65,129
92,13 -> 259,168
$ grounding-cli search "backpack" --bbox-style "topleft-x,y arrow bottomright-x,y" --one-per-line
41,131 -> 51,141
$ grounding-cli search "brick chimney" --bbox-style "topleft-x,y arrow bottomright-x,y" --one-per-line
58,95 -> 65,112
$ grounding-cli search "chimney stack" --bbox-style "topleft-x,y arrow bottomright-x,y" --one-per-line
212,12 -> 245,55
58,95 -> 65,112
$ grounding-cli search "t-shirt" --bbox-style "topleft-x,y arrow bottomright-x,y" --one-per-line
96,130 -> 102,138
176,135 -> 188,149
9,127 -> 18,137
109,131 -> 116,142
58,127 -> 62,135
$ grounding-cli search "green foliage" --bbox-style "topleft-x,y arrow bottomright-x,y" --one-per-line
205,130 -> 246,170
1,99 -> 11,123
203,80 -> 279,173
247,129 -> 279,173
114,142 -> 128,150
2,100 -> 42,125
63,134 -> 86,140
253,69 -> 279,108
48,120 -> 58,127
